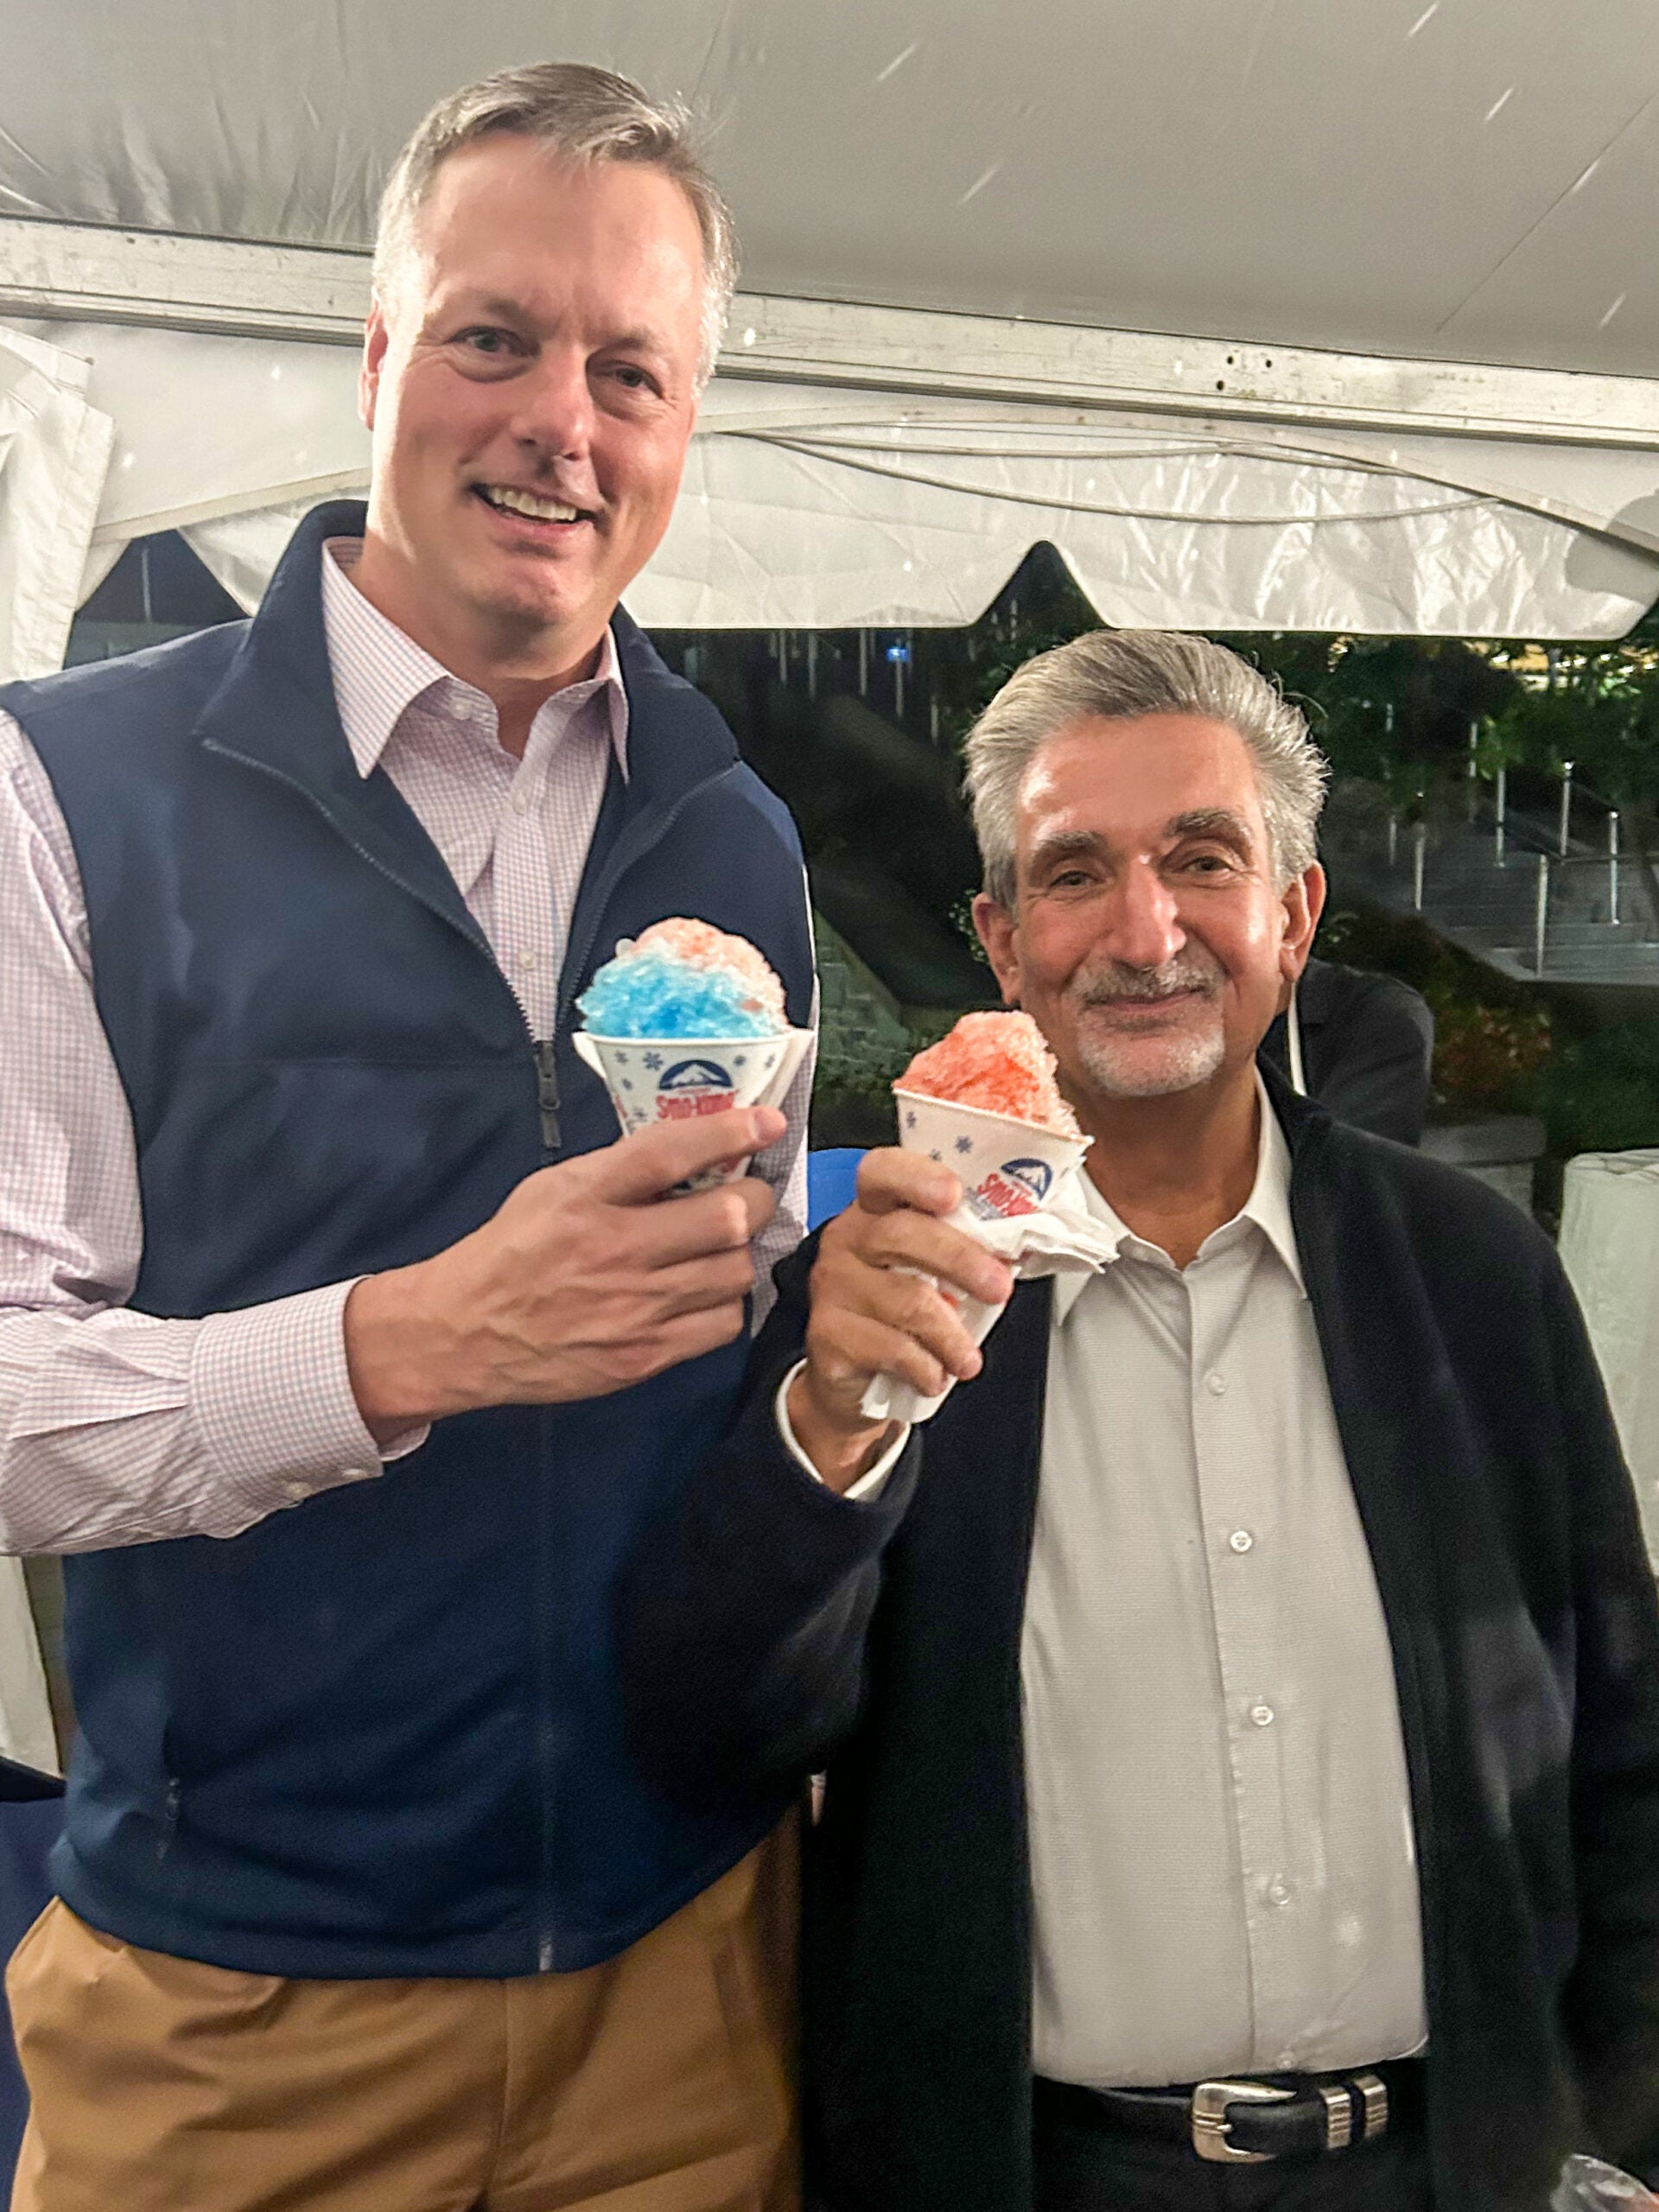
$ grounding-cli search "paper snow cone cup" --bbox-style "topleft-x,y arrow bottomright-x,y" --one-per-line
573,1027 -> 812,1189
891,1090 -> 1089,1224
861,1090 -> 1090,1425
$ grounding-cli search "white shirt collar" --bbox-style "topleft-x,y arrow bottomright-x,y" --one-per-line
319,537 -> 628,781
1052,1070 -> 1303,1322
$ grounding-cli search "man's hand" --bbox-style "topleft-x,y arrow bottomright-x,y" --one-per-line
787,1149 -> 1014,1494
345,1108 -> 786,1439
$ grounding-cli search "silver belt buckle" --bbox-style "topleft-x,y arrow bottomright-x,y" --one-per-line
1192,2079 -> 1295,2164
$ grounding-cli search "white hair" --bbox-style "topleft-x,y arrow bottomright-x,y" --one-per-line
963,628 -> 1329,906
373,60 -> 737,390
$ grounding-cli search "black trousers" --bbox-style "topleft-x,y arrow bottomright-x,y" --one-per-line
1033,2087 -> 1433,2211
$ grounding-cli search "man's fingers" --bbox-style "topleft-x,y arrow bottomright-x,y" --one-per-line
808,1310 -> 958,1407
811,1252 -> 989,1382
830,1205 -> 1014,1310
646,1303 -> 752,1373
587,1108 -> 788,1205
853,1147 -> 962,1218
632,1176 -> 775,1266
857,1268 -> 988,1381
640,1247 -> 760,1319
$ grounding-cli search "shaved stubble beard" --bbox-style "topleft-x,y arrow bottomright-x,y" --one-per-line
1064,949 -> 1229,1100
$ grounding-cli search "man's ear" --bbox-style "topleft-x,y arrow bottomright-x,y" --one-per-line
973,891 -> 1023,1007
1278,861 -> 1326,989
359,301 -> 391,433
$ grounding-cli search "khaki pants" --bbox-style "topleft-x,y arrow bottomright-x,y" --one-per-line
5,1822 -> 798,2212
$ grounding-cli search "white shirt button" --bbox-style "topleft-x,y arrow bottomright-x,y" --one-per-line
1267,1877 -> 1292,1908
517,949 -> 538,972
1205,1370 -> 1226,1396
510,790 -> 530,815
1249,1703 -> 1275,1727
1229,1529 -> 1254,1554
283,1481 -> 308,1503
341,1467 -> 371,1482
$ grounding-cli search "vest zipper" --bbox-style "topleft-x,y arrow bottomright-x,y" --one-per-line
531,1039 -> 561,1152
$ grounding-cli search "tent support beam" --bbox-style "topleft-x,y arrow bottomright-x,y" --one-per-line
5,215 -> 1659,450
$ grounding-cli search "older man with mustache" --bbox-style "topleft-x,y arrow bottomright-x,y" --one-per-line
624,629 -> 1659,2212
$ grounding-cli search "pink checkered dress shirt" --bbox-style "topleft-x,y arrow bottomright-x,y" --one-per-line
0,543 -> 810,1553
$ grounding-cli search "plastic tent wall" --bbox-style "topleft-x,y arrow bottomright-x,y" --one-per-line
6,0 -> 1659,658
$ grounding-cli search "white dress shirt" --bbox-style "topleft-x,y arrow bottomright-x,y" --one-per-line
0,544 -> 810,1554
784,1078 -> 1426,2083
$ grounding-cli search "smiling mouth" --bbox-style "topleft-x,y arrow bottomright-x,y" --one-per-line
473,484 -> 596,526
1089,990 -> 1204,1014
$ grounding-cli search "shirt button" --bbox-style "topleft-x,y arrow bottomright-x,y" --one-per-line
283,1481 -> 308,1503
1267,1878 -> 1292,1908
510,791 -> 530,815
1205,1370 -> 1226,1396
340,1467 -> 371,1483
1229,1529 -> 1254,1554
517,950 -> 538,972
1249,1703 -> 1275,1727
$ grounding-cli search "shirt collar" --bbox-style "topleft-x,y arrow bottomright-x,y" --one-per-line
1052,1070 -> 1303,1323
319,537 -> 628,780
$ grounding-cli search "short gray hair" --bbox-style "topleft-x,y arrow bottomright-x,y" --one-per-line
963,629 -> 1328,907
373,60 -> 737,389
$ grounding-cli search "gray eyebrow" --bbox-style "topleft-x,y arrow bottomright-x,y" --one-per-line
1027,813 -> 1257,874
1166,809 -> 1255,848
1027,830 -> 1108,872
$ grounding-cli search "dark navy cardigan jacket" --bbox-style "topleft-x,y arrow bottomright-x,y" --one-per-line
0,500 -> 814,1979
621,1077 -> 1659,2212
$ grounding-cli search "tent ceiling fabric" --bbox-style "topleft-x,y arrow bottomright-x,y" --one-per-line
5,0 -> 1659,381
5,2 -> 1659,639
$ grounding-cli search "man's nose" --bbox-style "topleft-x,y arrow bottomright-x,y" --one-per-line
510,348 -> 595,461
1103,861 -> 1185,970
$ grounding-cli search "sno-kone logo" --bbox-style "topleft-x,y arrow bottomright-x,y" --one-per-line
656,1058 -> 738,1122
965,1155 -> 1053,1221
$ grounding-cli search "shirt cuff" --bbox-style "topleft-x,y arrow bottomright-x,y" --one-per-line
774,1359 -> 909,1503
193,1280 -> 429,1517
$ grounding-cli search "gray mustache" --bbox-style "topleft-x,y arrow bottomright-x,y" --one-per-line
1073,961 -> 1223,1007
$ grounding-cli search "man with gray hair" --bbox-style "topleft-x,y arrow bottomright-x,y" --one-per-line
0,60 -> 811,2212
623,629 -> 1659,2210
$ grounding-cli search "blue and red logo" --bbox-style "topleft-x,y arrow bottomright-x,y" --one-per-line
967,1155 -> 1053,1220
657,1058 -> 737,1121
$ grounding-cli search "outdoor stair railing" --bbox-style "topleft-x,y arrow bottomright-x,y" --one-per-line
1332,771 -> 1659,983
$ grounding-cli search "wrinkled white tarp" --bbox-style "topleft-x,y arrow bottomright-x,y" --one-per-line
1560,1151 -> 1659,1572
0,325 -> 111,680
19,320 -> 1659,638
4,0 -> 1659,381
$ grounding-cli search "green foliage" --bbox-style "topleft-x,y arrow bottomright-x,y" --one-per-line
812,1020 -> 913,1101
1533,1025 -> 1659,1159
809,1021 -> 913,1149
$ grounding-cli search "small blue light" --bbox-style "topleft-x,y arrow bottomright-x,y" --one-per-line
886,644 -> 910,664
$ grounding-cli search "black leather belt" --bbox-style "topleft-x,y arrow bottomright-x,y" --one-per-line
1033,2061 -> 1417,2165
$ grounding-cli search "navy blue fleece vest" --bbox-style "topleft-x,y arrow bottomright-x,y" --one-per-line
1,502 -> 814,1976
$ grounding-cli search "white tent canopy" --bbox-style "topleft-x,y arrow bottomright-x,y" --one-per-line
5,0 -> 1659,663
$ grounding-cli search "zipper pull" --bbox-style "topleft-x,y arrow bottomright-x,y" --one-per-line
532,1039 -> 561,1152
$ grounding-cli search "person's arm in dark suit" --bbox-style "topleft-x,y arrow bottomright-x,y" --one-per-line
1307,969 -> 1435,1146
619,1155 -> 1006,1813
616,1233 -> 923,1811
1263,960 -> 1436,1146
